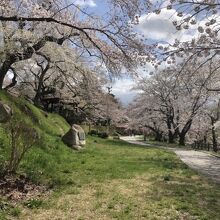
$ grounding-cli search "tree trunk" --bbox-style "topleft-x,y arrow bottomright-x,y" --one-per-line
155,131 -> 162,142
178,119 -> 192,146
145,125 -> 163,142
166,115 -> 176,143
211,117 -> 218,152
0,72 -> 5,90
144,134 -> 147,141
179,134 -> 185,146
33,58 -> 50,105
168,130 -> 175,143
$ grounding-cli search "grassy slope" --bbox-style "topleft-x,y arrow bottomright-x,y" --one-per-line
0,92 -> 220,220
0,91 -> 70,219
0,92 -> 70,182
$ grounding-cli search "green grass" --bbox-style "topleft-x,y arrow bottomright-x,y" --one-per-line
15,138 -> 220,220
0,92 -> 220,219
0,92 -> 70,176
0,91 -> 70,219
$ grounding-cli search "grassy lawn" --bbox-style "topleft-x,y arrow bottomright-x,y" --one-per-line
7,137 -> 219,220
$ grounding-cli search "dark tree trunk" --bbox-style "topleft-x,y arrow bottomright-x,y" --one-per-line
145,125 -> 163,142
203,135 -> 208,150
168,130 -> 175,143
209,100 -> 220,152
179,134 -> 185,146
155,131 -> 163,142
178,119 -> 192,146
167,117 -> 176,143
211,117 -> 218,152
0,72 -> 5,90
33,56 -> 50,106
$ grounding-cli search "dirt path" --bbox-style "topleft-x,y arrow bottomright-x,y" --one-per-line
121,136 -> 220,184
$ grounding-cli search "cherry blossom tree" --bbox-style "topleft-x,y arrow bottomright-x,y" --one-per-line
0,0 -> 148,90
188,110 -> 211,149
127,93 -> 167,141
188,97 -> 220,152
206,98 -> 220,152
131,57 -> 213,145
145,1 -> 220,70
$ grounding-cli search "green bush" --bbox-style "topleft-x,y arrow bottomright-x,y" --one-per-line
3,120 -> 39,174
88,130 -> 109,138
97,132 -> 109,139
88,130 -> 98,136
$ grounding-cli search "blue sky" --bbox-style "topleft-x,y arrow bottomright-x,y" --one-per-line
74,0 -> 140,105
76,0 -> 108,15
74,0 -> 198,105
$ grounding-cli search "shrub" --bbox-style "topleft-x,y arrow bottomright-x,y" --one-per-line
88,130 -> 109,138
3,120 -> 39,174
97,132 -> 109,139
88,130 -> 98,136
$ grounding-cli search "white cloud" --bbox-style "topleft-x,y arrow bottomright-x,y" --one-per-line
74,0 -> 96,7
137,9 -> 195,44
137,9 -> 178,42
112,78 -> 137,105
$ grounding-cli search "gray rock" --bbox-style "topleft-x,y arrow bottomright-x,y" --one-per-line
0,102 -> 12,123
72,124 -> 86,147
62,124 -> 86,150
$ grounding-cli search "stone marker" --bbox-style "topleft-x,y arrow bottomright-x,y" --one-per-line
0,102 -> 12,123
62,124 -> 86,150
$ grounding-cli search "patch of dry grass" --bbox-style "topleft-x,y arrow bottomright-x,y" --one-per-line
18,175 -> 187,220
18,174 -> 216,220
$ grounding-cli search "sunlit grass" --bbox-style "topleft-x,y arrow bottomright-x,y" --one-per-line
17,137 -> 220,220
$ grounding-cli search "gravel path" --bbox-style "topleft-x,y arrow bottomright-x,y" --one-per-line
121,136 -> 220,184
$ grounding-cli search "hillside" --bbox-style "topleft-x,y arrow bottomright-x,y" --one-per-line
0,91 -> 74,180
0,91 -> 74,218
